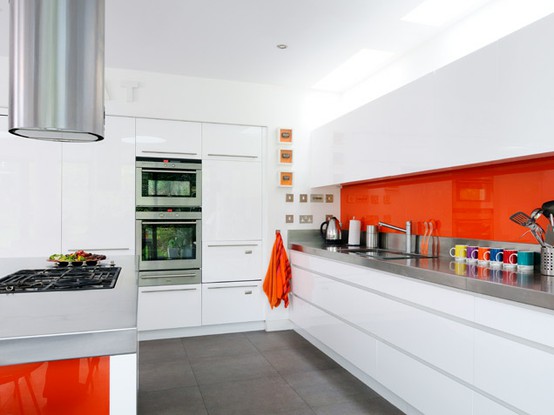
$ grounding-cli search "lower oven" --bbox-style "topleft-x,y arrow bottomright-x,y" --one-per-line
136,210 -> 201,283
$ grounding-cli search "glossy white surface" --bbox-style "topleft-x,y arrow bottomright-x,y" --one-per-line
110,353 -> 137,415
474,329 -> 554,415
138,284 -> 201,331
376,342 -> 473,415
136,118 -> 202,159
201,281 -> 264,325
202,241 -> 262,283
292,296 -> 378,377
472,393 -> 518,415
310,15 -> 554,187
202,159 -> 262,241
0,115 -> 63,257
62,116 -> 136,255
202,123 -> 262,159
292,265 -> 473,383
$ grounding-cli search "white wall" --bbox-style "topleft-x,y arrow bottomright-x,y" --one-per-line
0,60 -> 341,322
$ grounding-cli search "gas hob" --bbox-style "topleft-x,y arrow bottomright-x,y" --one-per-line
0,266 -> 121,293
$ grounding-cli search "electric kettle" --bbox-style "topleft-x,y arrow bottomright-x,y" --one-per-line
320,217 -> 342,244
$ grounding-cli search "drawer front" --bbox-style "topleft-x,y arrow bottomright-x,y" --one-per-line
202,282 -> 264,325
138,284 -> 201,331
202,241 -> 262,282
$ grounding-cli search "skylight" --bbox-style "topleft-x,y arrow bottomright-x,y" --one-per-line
313,49 -> 394,93
401,0 -> 490,26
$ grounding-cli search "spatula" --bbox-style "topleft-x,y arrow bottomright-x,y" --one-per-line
510,211 -> 534,227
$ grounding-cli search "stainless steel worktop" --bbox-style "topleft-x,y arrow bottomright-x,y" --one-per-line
0,255 -> 138,365
290,241 -> 554,311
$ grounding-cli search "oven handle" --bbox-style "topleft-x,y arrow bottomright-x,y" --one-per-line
141,221 -> 198,225
141,168 -> 198,174
141,273 -> 199,279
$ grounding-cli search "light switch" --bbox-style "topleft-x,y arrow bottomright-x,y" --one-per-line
300,194 -> 308,203
286,193 -> 294,203
286,215 -> 294,223
325,194 -> 334,203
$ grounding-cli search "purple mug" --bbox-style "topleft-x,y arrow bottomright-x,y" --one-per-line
466,245 -> 479,263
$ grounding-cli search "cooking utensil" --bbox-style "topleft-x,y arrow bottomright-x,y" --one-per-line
541,200 -> 554,217
509,211 -> 534,227
510,211 -> 547,246
546,222 -> 554,247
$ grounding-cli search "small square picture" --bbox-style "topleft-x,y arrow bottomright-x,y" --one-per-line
278,128 -> 293,144
279,148 -> 293,164
279,171 -> 293,187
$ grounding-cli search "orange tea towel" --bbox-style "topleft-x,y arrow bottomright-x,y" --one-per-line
263,232 -> 292,308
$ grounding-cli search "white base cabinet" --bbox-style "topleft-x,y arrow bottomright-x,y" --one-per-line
202,282 -> 264,325
202,241 -> 262,283
290,250 -> 554,415
138,284 -> 201,331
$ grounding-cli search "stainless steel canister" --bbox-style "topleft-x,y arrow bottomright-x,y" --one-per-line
541,247 -> 554,276
366,225 -> 378,249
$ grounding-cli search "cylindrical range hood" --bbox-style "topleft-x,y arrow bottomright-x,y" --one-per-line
9,0 -> 105,142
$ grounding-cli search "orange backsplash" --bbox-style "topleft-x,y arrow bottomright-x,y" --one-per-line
341,155 -> 554,243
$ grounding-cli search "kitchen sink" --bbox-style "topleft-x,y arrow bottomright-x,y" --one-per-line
329,246 -> 437,260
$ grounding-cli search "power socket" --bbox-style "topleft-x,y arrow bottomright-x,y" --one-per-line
299,215 -> 313,224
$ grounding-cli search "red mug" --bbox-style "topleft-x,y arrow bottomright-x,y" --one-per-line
503,249 -> 518,268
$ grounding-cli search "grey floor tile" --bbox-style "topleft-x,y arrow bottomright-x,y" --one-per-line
139,359 -> 197,391
138,385 -> 208,415
139,338 -> 187,363
246,330 -> 311,352
181,332 -> 259,359
283,367 -> 378,407
262,344 -> 339,375
313,395 -> 405,415
199,375 -> 310,415
191,352 -> 278,385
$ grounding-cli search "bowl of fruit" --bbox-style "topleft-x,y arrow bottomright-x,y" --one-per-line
48,251 -> 107,267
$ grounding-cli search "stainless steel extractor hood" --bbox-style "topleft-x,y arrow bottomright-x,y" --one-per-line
8,0 -> 105,142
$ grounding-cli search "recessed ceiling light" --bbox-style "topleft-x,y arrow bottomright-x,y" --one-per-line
276,44 -> 288,49
401,0 -> 489,26
313,49 -> 394,92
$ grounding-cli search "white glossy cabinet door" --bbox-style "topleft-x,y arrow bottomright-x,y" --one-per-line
136,118 -> 201,159
0,115 -> 63,257
61,116 -> 136,255
138,284 -> 201,331
202,281 -> 264,325
202,241 -> 262,283
202,159 -> 262,241
202,123 -> 262,160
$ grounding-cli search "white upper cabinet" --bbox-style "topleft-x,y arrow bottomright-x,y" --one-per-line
310,15 -> 554,187
0,116 -> 63,257
202,159 -> 262,241
202,123 -> 262,160
136,118 -> 201,159
61,116 -> 136,255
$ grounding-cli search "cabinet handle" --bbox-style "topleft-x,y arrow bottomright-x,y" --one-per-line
142,221 -> 197,225
68,248 -> 130,251
244,250 -> 252,254
141,273 -> 198,278
207,244 -> 258,248
207,285 -> 258,290
141,169 -> 198,174
244,290 -> 253,295
142,287 -> 198,293
141,150 -> 198,156
206,153 -> 258,159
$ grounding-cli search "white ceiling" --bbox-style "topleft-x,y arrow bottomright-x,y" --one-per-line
0,0 -> 493,91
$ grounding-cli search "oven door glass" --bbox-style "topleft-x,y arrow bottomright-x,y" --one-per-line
137,168 -> 201,207
139,220 -> 201,270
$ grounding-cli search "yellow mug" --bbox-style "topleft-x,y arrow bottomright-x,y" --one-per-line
449,244 -> 467,262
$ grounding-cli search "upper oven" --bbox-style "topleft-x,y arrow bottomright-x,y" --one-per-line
136,158 -> 202,208
136,210 -> 201,272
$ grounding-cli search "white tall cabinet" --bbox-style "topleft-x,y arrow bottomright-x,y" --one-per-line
201,123 -> 264,325
62,116 -> 136,255
0,115 -> 62,257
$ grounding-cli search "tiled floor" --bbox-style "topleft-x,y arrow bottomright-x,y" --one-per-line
138,330 -> 404,415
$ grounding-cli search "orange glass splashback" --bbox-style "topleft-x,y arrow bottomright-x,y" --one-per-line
0,356 -> 109,415
341,155 -> 554,243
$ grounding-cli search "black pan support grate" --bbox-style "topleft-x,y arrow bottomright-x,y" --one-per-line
0,266 -> 121,293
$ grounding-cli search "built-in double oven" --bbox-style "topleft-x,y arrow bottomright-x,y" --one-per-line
136,158 -> 202,286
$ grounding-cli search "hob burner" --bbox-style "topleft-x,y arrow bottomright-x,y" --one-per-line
0,266 -> 121,293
